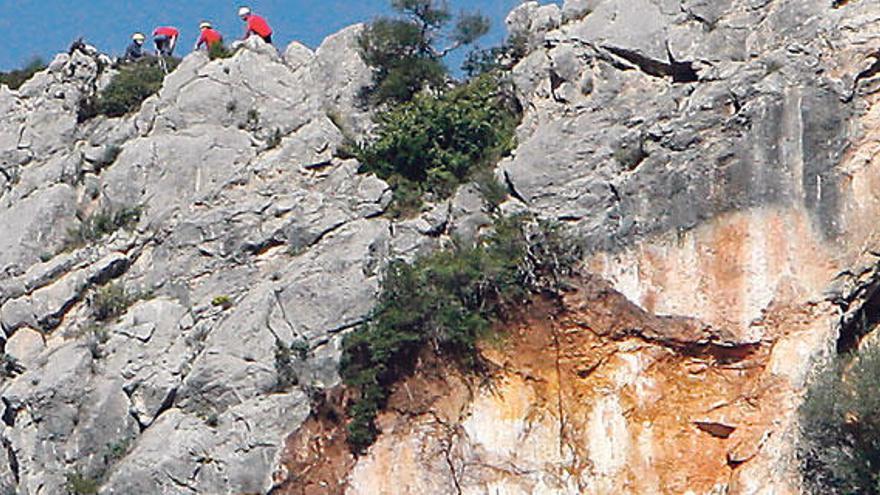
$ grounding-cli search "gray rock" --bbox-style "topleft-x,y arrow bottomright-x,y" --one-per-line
0,25 -> 390,494
2,343 -> 139,494
4,328 -> 44,367
500,0 -> 864,253
283,41 -> 315,71
506,2 -> 562,50
5,2 -> 875,492
103,299 -> 190,427
102,392 -> 309,495
310,24 -> 374,136
0,184 -> 76,277
178,218 -> 390,409
562,0 -> 601,22
1,252 -> 129,334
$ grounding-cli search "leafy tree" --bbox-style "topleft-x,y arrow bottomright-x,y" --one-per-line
0,57 -> 47,90
359,0 -> 490,104
340,214 -> 582,453
461,32 -> 529,78
357,74 -> 520,216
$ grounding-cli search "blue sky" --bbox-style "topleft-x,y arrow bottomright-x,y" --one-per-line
0,0 -> 557,71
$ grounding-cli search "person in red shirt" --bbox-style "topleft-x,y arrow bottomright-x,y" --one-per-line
153,26 -> 180,56
195,22 -> 223,51
238,6 -> 273,44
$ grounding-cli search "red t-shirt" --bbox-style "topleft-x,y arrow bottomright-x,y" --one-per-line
246,15 -> 272,37
153,27 -> 180,38
198,29 -> 223,48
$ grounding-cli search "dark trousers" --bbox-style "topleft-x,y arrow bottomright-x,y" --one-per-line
154,35 -> 176,56
262,34 -> 272,44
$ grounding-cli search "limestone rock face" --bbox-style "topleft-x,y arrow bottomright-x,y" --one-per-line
0,32 -> 438,495
4,1 -> 880,494
300,1 -> 880,494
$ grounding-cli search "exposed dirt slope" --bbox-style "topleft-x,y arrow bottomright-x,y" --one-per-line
277,275 -> 832,494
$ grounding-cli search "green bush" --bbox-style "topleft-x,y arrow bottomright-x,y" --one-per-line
274,339 -> 299,391
359,0 -> 489,105
65,471 -> 99,495
81,58 -> 177,119
357,74 -> 520,216
91,284 -> 136,322
208,43 -> 235,60
340,214 -> 581,453
65,205 -> 142,250
211,295 -> 233,310
0,57 -> 47,90
799,341 -> 880,494
291,339 -> 310,360
104,438 -> 131,464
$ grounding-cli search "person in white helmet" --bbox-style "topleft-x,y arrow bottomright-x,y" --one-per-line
238,6 -> 273,44
195,21 -> 224,51
124,33 -> 147,62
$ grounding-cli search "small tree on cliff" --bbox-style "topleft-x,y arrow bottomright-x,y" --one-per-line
359,0 -> 490,105
799,342 -> 880,494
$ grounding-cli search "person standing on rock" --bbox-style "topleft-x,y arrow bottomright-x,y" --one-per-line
153,26 -> 180,56
195,22 -> 224,51
238,6 -> 273,44
124,33 -> 147,62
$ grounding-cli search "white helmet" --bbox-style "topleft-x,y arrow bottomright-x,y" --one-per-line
238,6 -> 252,17
199,21 -> 212,30
132,32 -> 146,42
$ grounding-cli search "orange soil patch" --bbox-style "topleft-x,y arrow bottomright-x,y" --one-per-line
273,274 -> 814,494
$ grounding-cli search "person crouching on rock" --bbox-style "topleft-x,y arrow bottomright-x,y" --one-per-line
238,6 -> 273,44
195,21 -> 223,51
124,32 -> 147,62
153,26 -> 180,56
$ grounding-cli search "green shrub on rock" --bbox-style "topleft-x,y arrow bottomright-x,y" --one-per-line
80,58 -> 178,119
357,74 -> 520,216
340,214 -> 581,453
91,284 -> 136,322
64,471 -> 99,495
0,57 -> 47,90
208,43 -> 235,60
65,205 -> 142,250
800,341 -> 880,494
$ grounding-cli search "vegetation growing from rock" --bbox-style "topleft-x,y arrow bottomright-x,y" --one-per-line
799,342 -> 880,494
0,57 -> 47,90
356,74 -> 520,216
208,43 -> 235,60
358,0 -> 490,105
64,471 -> 100,495
340,214 -> 582,453
65,205 -> 142,251
274,339 -> 299,391
79,58 -> 178,119
211,295 -> 234,310
91,284 -> 137,322
461,32 -> 529,78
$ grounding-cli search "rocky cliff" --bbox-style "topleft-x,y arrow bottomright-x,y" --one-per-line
2,0 -> 880,494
